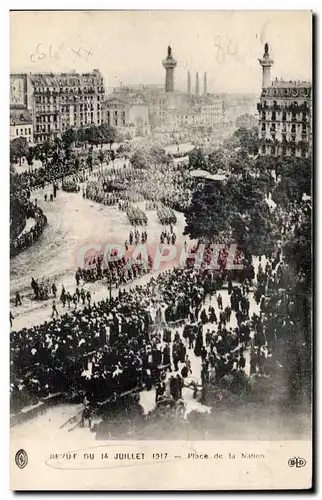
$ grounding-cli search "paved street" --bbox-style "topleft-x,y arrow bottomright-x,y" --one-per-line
10,182 -> 188,330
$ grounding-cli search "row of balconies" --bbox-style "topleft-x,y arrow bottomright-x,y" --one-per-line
259,146 -> 309,158
257,102 -> 310,113
35,124 -> 57,133
261,128 -> 309,136
33,87 -> 105,95
60,106 -> 96,112
260,131 -> 308,141
260,115 -> 308,123
259,136 -> 310,148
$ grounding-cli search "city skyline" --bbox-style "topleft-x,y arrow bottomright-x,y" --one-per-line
11,11 -> 312,95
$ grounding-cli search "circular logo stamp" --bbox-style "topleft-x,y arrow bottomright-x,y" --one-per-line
15,449 -> 28,469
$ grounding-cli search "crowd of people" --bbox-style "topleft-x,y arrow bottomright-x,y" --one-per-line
84,161 -> 193,217
160,226 -> 177,245
62,178 -> 80,193
127,228 -> 148,246
157,205 -> 177,225
75,251 -> 151,288
10,243 -> 287,416
126,205 -> 148,226
10,138 -> 308,427
10,201 -> 47,257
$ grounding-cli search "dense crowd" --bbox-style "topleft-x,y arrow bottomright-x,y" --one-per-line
157,205 -> 177,225
10,139 -> 310,423
84,162 -> 192,215
10,245 -> 287,414
10,201 -> 47,257
62,178 -> 80,193
126,205 -> 148,226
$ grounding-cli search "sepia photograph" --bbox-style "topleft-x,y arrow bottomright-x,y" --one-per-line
9,10 -> 313,490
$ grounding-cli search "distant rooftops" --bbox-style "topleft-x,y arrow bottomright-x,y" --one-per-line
271,78 -> 312,88
28,70 -> 103,87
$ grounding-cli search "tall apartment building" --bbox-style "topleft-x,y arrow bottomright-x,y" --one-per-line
10,70 -> 106,144
257,44 -> 312,158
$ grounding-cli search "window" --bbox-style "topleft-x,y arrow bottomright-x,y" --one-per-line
16,129 -> 19,136
20,128 -> 23,134
261,123 -> 266,132
25,129 -> 27,135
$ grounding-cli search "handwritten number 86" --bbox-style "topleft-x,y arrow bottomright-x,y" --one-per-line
214,35 -> 238,64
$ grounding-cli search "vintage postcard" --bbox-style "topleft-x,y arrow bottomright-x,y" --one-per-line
10,10 -> 313,490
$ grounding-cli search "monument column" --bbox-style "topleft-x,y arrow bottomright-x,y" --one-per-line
258,42 -> 274,88
162,46 -> 177,92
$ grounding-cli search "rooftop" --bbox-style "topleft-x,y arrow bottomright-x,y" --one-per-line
271,78 -> 312,88
10,109 -> 33,126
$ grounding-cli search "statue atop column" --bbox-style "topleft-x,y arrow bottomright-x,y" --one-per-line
168,45 -> 172,57
263,43 -> 270,58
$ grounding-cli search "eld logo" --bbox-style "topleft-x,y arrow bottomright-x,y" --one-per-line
15,449 -> 28,469
288,457 -> 307,468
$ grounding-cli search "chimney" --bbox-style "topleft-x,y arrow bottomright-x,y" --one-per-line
187,70 -> 191,95
203,72 -> 207,96
195,72 -> 200,97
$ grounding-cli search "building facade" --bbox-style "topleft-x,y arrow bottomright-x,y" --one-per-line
10,70 -> 105,144
105,93 -> 150,138
30,70 -> 105,144
258,44 -> 312,158
10,109 -> 33,143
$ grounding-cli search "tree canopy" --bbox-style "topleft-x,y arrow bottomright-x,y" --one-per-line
10,137 -> 29,165
184,173 -> 278,257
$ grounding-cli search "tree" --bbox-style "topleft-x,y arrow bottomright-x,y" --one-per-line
10,137 -> 29,166
150,146 -> 168,165
184,174 -> 278,257
98,124 -> 118,150
26,148 -> 34,171
86,153 -> 93,171
207,149 -> 226,174
235,113 -> 258,130
233,126 -> 258,156
130,149 -> 150,169
98,149 -> 105,168
54,136 -> 62,152
76,128 -> 86,147
272,156 -> 312,209
62,128 -> 76,149
184,180 -> 232,242
188,148 -> 208,171
42,139 -> 53,166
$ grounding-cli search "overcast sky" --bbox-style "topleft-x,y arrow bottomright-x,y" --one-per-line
10,10 -> 312,94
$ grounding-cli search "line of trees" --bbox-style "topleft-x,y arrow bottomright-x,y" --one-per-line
10,124 -> 120,169
61,123 -> 119,150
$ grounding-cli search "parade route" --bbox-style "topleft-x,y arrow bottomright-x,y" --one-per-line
10,184 -> 188,330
